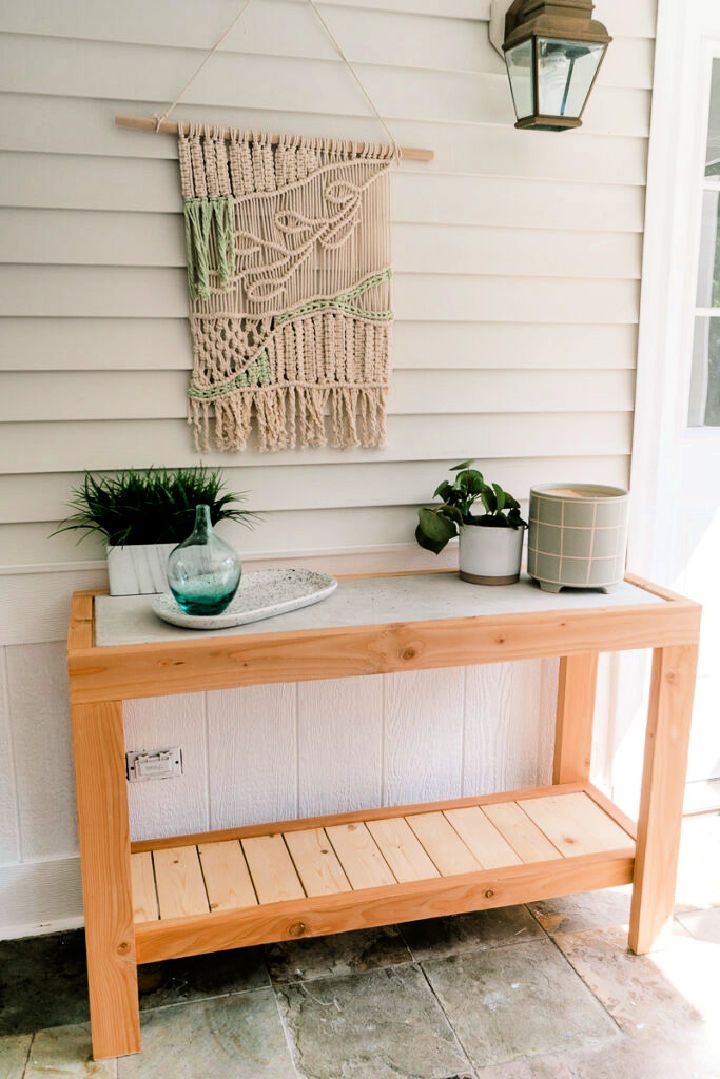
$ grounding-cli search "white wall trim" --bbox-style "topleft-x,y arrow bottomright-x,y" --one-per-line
0,541 -> 458,578
0,855 -> 83,939
629,0 -> 720,581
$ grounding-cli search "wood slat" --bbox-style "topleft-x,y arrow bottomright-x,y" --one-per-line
444,806 -> 522,868
133,782 -> 589,854
367,817 -> 441,882
152,846 -> 210,919
520,792 -> 635,857
197,840 -> 257,913
406,811 -> 480,875
130,852 -> 158,923
325,822 -> 396,888
241,834 -> 305,904
482,801 -> 562,863
284,828 -> 352,897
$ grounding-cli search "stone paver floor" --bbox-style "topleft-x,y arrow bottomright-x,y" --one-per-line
1,812 -> 718,1078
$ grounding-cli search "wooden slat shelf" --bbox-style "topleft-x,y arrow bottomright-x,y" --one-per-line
130,784 -> 635,964
66,571 -> 701,1060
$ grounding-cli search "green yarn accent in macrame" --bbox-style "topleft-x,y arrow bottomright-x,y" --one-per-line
183,196 -> 236,301
187,271 -> 392,402
188,352 -> 272,399
275,270 -> 392,325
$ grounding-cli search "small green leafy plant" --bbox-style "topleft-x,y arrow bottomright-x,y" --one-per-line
53,467 -> 259,547
415,461 -> 526,555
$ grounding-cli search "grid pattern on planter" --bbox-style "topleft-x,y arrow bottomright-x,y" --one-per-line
527,493 -> 629,588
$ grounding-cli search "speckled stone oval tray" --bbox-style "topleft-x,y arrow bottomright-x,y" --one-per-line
151,568 -> 337,630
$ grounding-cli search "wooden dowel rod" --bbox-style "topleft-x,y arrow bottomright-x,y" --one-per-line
114,114 -> 434,162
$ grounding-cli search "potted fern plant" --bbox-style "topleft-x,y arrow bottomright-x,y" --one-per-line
54,467 -> 257,595
415,461 -> 527,585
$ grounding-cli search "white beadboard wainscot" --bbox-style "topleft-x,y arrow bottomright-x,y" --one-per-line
0,0 -> 656,936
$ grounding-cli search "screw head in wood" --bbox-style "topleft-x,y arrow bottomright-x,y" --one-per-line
484,889 -> 494,899
289,921 -> 307,937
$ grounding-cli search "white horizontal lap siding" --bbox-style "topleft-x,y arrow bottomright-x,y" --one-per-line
0,0 -> 654,89
0,267 -> 640,323
0,211 -> 644,280
0,319 -> 638,372
0,457 -> 631,525
0,370 -> 635,422
0,0 -> 655,935
0,412 -> 633,473
0,155 -> 647,232
0,97 -> 649,186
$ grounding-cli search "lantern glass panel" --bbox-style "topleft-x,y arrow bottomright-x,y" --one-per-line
537,38 -> 606,119
505,40 -> 534,120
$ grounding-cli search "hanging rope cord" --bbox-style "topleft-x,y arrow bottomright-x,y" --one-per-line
306,0 -> 400,159
153,0 -> 400,158
154,0 -> 254,129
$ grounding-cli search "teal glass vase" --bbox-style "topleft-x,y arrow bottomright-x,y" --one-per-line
168,505 -> 241,615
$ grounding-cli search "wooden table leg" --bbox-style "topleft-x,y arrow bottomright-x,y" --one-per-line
553,653 -> 599,784
71,701 -> 141,1059
628,644 -> 699,955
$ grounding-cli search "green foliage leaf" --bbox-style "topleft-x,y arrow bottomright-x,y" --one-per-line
51,466 -> 261,547
455,469 -> 485,495
415,507 -> 458,554
414,461 -> 527,549
492,483 -> 506,512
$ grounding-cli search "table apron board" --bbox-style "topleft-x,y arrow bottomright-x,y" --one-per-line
68,601 -> 701,704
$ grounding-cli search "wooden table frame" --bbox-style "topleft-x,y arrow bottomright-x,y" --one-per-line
66,572 -> 701,1060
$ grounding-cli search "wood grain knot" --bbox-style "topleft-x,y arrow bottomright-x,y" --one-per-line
484,889 -> 494,899
402,647 -> 417,661
289,922 -> 307,937
495,636 -> 506,645
116,941 -> 131,955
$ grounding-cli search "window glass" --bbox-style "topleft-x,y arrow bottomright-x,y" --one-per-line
506,41 -> 534,119
689,59 -> 720,426
706,58 -> 720,176
688,318 -> 720,426
537,39 -> 605,118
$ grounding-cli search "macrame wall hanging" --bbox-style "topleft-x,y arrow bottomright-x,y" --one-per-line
179,128 -> 394,453
114,0 -> 432,454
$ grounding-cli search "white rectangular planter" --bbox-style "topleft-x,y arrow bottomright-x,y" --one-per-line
106,543 -> 175,596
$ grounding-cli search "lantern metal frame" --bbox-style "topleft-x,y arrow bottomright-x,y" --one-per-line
501,0 -> 612,132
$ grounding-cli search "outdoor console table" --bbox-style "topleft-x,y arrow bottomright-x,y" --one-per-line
67,571 -> 701,1060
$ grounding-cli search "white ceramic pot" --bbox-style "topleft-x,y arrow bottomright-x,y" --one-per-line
459,524 -> 524,585
106,543 -> 176,596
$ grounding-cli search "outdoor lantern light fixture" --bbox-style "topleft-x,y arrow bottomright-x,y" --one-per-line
489,0 -> 611,132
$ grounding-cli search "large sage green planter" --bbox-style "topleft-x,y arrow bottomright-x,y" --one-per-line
527,484 -> 629,593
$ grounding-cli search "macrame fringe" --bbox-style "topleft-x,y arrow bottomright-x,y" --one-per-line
189,385 -> 387,453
